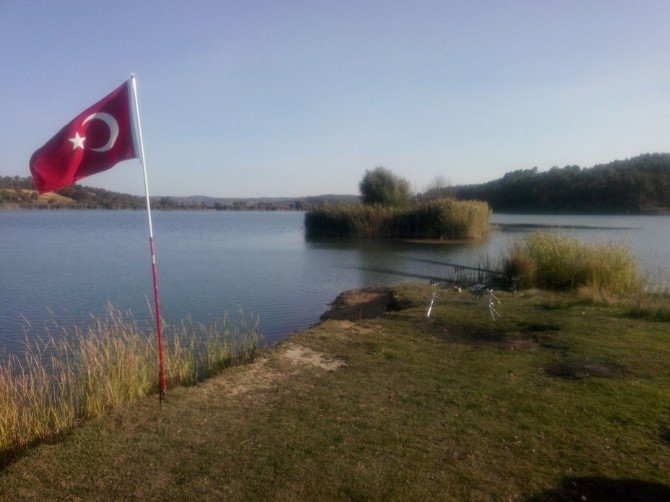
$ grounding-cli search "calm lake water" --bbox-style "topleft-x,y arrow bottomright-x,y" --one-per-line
1,210 -> 669,355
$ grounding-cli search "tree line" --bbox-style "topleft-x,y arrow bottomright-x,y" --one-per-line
426,153 -> 670,213
4,152 -> 670,213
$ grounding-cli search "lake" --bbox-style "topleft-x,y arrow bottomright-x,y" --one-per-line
1,210 -> 669,355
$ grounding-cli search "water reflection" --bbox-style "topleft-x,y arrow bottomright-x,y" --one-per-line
305,236 -> 476,286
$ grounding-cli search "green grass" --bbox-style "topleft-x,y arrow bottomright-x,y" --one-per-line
0,307 -> 260,459
305,198 -> 491,240
504,232 -> 644,295
626,302 -> 670,322
1,284 -> 669,499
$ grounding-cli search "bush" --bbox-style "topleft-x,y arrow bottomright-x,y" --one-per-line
503,233 -> 643,295
359,167 -> 411,206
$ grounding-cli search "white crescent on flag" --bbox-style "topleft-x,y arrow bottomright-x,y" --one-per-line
82,112 -> 119,152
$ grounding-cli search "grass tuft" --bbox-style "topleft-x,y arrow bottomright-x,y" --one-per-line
0,306 -> 260,458
503,232 -> 643,295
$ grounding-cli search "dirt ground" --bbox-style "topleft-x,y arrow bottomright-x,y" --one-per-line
319,287 -> 392,321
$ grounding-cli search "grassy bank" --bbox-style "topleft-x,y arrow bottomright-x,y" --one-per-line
1,284 -> 669,499
0,307 -> 259,459
305,198 -> 491,240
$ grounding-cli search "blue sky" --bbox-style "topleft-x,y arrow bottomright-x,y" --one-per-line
2,1 -> 670,197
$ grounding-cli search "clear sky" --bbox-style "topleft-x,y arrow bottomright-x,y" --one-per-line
2,1 -> 670,197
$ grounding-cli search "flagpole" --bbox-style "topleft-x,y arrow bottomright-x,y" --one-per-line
129,74 -> 167,400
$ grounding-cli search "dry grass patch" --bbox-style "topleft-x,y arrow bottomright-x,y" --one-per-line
0,307 -> 260,461
280,344 -> 345,371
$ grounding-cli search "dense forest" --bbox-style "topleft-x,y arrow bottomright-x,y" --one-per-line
429,153 -> 670,214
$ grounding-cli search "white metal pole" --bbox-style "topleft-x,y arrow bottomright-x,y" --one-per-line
129,74 -> 166,399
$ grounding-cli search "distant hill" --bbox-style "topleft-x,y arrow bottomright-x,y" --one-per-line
168,194 -> 359,210
0,178 -> 145,209
5,153 -> 669,213
0,176 -> 358,210
424,153 -> 670,214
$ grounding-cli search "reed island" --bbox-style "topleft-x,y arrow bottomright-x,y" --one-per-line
304,167 -> 491,240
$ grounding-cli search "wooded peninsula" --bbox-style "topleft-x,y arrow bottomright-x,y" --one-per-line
431,152 -> 670,214
2,153 -> 669,213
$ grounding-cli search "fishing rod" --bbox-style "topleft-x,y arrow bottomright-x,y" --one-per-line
345,263 -> 510,321
403,256 -> 519,293
401,256 -> 503,275
348,266 -> 458,284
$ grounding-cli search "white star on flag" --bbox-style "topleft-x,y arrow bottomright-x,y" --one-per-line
69,132 -> 86,150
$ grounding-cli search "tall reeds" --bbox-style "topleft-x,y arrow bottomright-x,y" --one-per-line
305,199 -> 491,240
0,307 -> 260,458
503,232 -> 643,295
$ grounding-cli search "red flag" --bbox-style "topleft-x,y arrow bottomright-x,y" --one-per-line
30,81 -> 137,193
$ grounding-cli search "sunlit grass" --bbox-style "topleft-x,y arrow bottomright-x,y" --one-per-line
1,285 -> 670,498
0,307 -> 260,457
503,232 -> 644,295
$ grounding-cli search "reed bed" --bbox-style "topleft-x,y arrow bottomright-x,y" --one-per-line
305,199 -> 491,240
0,307 -> 260,457
504,232 -> 643,295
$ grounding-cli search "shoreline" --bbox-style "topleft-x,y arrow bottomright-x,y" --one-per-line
2,283 -> 670,498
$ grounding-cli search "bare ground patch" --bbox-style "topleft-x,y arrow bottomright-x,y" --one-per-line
191,343 -> 344,402
194,357 -> 282,400
280,344 -> 345,371
320,287 -> 392,321
545,359 -> 625,379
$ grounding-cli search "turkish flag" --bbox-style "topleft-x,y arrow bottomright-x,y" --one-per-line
30,81 -> 137,193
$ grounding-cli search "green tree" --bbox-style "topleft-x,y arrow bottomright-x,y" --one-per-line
359,167 -> 411,206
